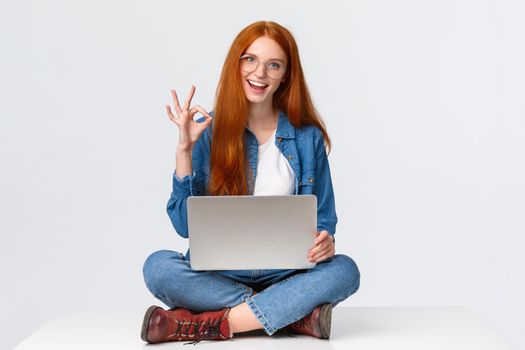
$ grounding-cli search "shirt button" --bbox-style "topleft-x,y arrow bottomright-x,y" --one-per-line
308,177 -> 314,183
277,137 -> 282,143
288,155 -> 293,160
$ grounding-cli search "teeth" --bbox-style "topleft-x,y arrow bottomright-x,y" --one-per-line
249,80 -> 268,87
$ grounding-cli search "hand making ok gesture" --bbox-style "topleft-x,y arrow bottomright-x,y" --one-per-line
166,85 -> 212,152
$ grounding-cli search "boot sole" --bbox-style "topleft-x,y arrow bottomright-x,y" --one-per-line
319,304 -> 332,339
141,305 -> 162,343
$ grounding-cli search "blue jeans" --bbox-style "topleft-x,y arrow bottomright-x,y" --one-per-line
143,250 -> 360,336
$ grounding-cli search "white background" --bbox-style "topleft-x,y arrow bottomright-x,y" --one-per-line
1,0 -> 524,349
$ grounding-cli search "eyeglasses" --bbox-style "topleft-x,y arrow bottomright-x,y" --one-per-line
239,54 -> 287,79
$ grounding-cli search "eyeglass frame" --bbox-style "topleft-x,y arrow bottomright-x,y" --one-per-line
239,54 -> 287,79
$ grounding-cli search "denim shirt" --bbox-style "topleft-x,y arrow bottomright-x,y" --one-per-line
167,110 -> 338,242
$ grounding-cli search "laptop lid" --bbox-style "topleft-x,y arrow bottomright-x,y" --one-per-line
187,195 -> 317,270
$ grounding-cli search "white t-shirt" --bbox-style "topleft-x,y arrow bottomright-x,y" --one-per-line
253,129 -> 295,195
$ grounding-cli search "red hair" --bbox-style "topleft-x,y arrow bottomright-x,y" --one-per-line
209,21 -> 331,195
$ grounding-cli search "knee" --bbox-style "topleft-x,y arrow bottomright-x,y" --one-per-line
142,250 -> 184,295
331,254 -> 360,297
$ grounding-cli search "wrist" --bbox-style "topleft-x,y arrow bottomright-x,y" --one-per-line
176,144 -> 193,155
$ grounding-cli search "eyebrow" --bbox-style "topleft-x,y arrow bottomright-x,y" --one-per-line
243,52 -> 286,63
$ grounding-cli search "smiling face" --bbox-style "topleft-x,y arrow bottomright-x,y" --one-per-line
240,36 -> 287,107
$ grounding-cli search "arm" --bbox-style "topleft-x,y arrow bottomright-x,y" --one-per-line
166,133 -> 206,238
164,86 -> 212,238
313,128 -> 338,238
309,127 -> 338,263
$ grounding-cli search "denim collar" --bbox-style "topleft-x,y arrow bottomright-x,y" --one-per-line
275,110 -> 296,139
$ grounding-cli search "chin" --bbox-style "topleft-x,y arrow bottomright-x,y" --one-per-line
246,95 -> 269,104
243,90 -> 268,105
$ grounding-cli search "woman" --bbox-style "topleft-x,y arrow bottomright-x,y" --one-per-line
142,20 -> 360,343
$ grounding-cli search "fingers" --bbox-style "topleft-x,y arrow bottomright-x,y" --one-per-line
309,231 -> 334,262
190,105 -> 212,120
202,115 -> 213,127
310,230 -> 331,254
170,85 -> 196,117
312,247 -> 335,263
310,244 -> 335,262
189,105 -> 213,132
170,89 -> 183,116
309,238 -> 331,258
168,86 -> 209,127
166,105 -> 180,126
183,85 -> 196,111
314,230 -> 329,245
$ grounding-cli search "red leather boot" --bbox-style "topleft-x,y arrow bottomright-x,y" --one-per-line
286,303 -> 332,339
141,305 -> 232,343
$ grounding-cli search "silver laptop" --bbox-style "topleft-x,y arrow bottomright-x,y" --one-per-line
187,195 -> 317,270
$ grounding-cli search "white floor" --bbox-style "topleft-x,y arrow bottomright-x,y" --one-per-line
13,306 -> 514,350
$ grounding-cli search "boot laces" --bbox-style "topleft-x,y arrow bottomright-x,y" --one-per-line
167,316 -> 223,345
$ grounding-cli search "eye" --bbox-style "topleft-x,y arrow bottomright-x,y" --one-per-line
242,55 -> 256,63
268,61 -> 281,70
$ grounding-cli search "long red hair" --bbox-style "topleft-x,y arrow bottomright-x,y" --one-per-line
209,21 -> 331,195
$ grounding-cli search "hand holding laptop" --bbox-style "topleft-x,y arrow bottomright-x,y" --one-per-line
308,230 -> 335,263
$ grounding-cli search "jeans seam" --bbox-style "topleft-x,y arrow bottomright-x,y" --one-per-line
242,274 -> 302,335
210,271 -> 254,306
245,296 -> 277,335
178,257 -> 254,308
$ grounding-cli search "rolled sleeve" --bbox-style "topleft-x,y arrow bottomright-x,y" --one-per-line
167,170 -> 198,239
172,170 -> 197,197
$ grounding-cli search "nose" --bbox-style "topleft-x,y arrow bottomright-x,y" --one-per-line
253,62 -> 267,78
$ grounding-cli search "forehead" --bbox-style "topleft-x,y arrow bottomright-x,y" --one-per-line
245,36 -> 286,61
